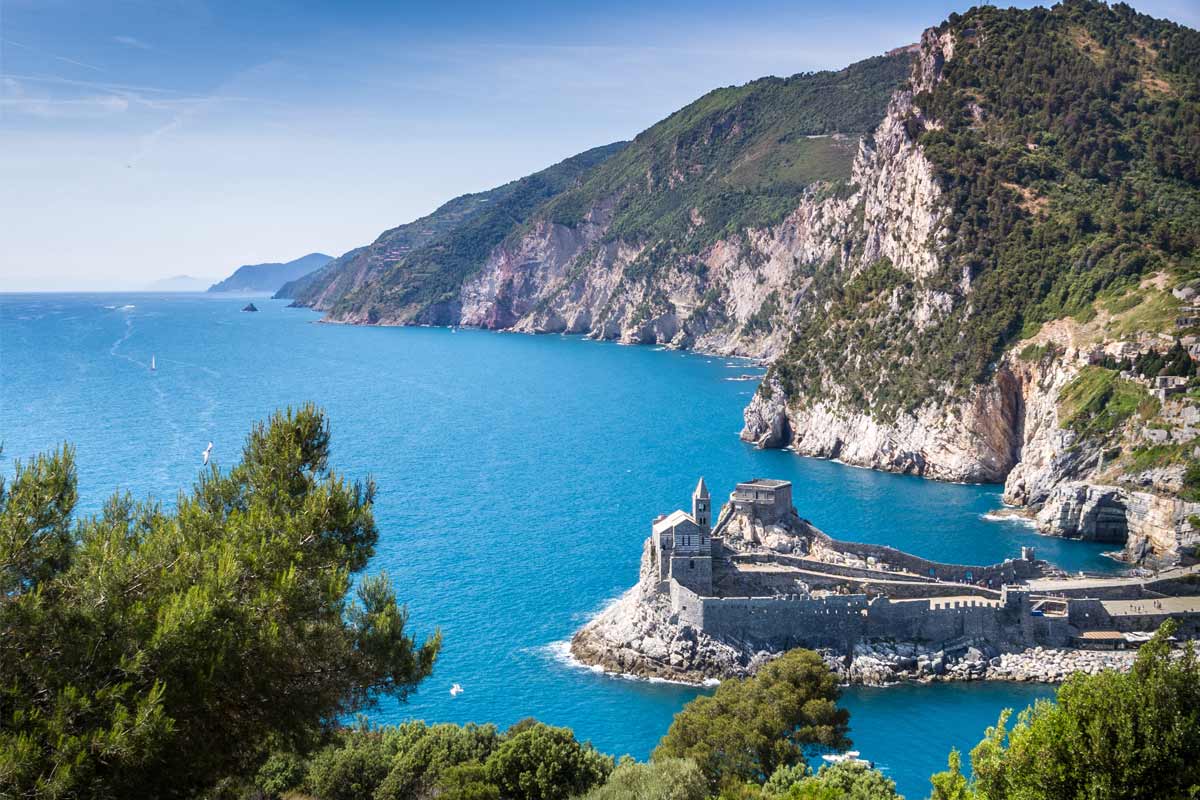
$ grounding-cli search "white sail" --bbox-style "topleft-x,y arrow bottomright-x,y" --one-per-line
150,355 -> 156,370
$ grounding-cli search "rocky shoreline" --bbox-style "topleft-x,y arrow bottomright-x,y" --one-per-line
824,640 -> 1139,686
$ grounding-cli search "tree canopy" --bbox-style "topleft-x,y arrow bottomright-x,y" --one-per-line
0,406 -> 440,798
653,649 -> 850,791
931,620 -> 1200,800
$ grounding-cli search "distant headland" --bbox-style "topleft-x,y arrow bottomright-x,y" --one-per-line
571,478 -> 1200,686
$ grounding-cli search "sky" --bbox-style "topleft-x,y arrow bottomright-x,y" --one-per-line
2,1 -> 1197,291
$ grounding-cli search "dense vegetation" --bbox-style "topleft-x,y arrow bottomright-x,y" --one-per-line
283,143 -> 627,320
0,408 -> 439,798
4,415 -> 1199,799
540,52 -> 911,261
774,0 -> 1200,416
930,620 -> 1200,799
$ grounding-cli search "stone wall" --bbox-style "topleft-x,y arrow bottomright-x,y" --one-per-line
674,589 -> 1078,653
808,530 -> 1044,585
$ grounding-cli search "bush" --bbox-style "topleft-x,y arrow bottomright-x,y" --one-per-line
580,757 -> 709,800
484,722 -> 614,800
306,730 -> 396,800
654,649 -> 850,791
942,621 -> 1200,799
374,721 -> 500,799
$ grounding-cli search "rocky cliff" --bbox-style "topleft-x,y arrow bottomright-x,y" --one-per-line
291,2 -> 1200,564
741,5 -> 1200,564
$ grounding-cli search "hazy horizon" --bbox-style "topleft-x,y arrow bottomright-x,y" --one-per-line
3,0 -> 1197,292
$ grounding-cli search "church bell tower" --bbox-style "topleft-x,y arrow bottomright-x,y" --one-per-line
692,477 -> 711,535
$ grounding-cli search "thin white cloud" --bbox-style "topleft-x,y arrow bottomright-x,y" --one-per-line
113,35 -> 152,51
0,76 -> 129,118
2,38 -> 103,72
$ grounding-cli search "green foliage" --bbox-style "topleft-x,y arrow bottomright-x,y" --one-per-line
1057,366 -> 1156,438
254,750 -> 307,799
928,749 -> 973,800
762,762 -> 902,800
954,620 -> 1200,799
306,727 -> 397,800
653,649 -> 850,791
580,757 -> 709,800
434,763 -> 502,800
0,406 -> 440,799
373,721 -> 501,799
774,0 -> 1200,417
484,722 -> 613,800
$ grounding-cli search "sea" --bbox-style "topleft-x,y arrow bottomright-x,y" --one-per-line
1,293 -> 1123,797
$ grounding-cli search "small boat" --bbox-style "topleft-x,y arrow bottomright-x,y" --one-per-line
150,355 -> 156,371
822,750 -> 872,767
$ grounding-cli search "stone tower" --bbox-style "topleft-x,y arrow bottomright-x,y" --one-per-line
692,477 -> 711,534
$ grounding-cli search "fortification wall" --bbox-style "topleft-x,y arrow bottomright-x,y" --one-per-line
680,591 -> 1074,652
810,530 -> 1042,585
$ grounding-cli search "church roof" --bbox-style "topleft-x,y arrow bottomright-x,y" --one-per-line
694,476 -> 709,498
653,508 -> 697,535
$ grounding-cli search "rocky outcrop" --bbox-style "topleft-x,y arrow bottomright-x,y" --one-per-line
569,539 -> 762,683
1033,482 -> 1200,565
824,641 -> 1144,686
455,185 -> 854,359
745,377 -> 1022,483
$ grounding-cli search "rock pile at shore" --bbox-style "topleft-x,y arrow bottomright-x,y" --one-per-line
821,640 -> 1139,686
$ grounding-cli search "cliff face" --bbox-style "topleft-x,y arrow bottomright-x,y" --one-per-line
294,3 -> 1200,564
739,4 -> 1200,565
455,184 -> 854,358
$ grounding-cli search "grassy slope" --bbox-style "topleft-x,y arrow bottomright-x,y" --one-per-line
540,52 -> 911,268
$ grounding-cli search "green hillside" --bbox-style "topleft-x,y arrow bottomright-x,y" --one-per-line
287,143 -> 626,319
541,51 -> 911,267
773,0 -> 1200,416
300,52 -> 911,323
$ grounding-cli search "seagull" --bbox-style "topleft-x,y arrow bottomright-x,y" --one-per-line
202,442 -> 213,466
450,683 -> 464,697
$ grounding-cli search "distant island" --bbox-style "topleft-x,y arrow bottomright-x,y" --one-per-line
207,252 -> 332,294
145,275 -> 215,292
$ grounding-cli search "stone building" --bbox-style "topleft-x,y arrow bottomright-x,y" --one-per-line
652,478 -> 713,594
647,477 -> 1200,657
729,478 -> 793,525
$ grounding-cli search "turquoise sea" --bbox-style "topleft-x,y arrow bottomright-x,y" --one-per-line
2,293 -> 1120,797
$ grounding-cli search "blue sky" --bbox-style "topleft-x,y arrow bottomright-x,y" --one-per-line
2,1 -> 1197,291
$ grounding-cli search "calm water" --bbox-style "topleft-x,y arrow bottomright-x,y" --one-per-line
3,293 -> 1108,797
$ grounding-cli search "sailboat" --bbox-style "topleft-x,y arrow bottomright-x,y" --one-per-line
150,355 -> 156,371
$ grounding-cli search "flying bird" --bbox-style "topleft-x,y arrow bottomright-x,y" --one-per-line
450,683 -> 464,697
202,441 -> 213,466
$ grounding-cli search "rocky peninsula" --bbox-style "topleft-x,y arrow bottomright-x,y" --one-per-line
571,478 -> 1200,686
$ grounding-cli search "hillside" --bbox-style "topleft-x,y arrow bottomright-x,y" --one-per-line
208,252 -> 332,293
289,1 -> 1200,565
741,0 -> 1200,564
277,142 -> 627,318
305,51 -> 911,351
